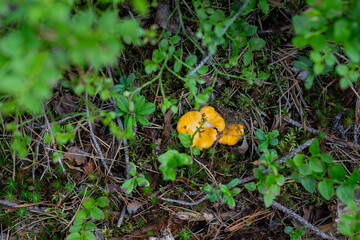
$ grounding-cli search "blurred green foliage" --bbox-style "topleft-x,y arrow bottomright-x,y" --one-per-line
0,0 -> 145,114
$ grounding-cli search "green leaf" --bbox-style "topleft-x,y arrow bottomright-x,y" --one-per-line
197,65 -> 209,75
345,171 -> 360,185
83,197 -> 96,210
158,150 -> 193,181
245,182 -> 256,191
338,214 -> 352,236
136,102 -> 155,115
293,154 -> 304,166
66,233 -> 81,240
340,77 -> 350,89
89,207 -> 105,220
192,145 -> 200,155
69,225 -> 82,234
259,0 -> 269,14
298,164 -> 312,175
136,115 -> 149,126
134,95 -> 145,112
333,19 -> 350,42
135,177 -> 150,187
84,231 -> 96,240
116,95 -> 129,113
292,15 -> 311,35
227,196 -> 236,208
253,168 -> 264,179
255,129 -> 266,141
309,158 -> 324,173
178,133 -> 192,148
97,196 -> 110,208
309,138 -> 320,155
336,64 -> 348,76
320,154 -> 333,163
230,188 -> 241,195
301,175 -> 316,193
75,209 -> 87,222
336,184 -> 354,206
249,38 -> 265,50
127,162 -> 137,177
243,50 -> 253,66
227,178 -> 239,188
121,178 -> 135,194
170,35 -> 181,45
318,179 -> 334,200
84,222 -> 97,230
185,55 -> 197,67
264,193 -> 275,207
329,163 -> 346,181
174,60 -> 182,73
243,24 -> 257,36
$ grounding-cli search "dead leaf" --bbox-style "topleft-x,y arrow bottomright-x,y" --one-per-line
236,136 -> 248,154
162,109 -> 173,140
64,147 -> 87,165
155,3 -> 170,29
84,161 -> 95,174
127,200 -> 142,215
155,3 -> 180,34
54,93 -> 75,115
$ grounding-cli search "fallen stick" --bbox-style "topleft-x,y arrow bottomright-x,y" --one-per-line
260,197 -> 338,240
283,116 -> 360,149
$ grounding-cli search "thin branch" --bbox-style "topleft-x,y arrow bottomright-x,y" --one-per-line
261,198 -> 337,240
270,47 -> 292,108
106,67 -> 130,179
0,200 -> 46,213
283,116 -> 360,149
188,0 -> 250,78
160,195 -> 207,206
85,91 -> 112,176
106,67 -> 132,228
42,105 -> 65,173
116,204 -> 127,228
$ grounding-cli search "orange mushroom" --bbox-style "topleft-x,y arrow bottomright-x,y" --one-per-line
177,107 -> 225,149
177,107 -> 244,149
200,106 -> 225,132
219,123 -> 244,145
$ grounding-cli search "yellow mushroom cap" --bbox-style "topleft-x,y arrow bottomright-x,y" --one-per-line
177,111 -> 203,135
192,127 -> 217,149
200,106 -> 225,132
176,110 -> 217,149
219,123 -> 244,145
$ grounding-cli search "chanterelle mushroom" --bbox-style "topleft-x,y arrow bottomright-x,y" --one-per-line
177,108 -> 225,149
219,123 -> 244,145
200,106 -> 225,132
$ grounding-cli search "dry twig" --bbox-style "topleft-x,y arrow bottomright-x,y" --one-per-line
85,91 -> 112,175
261,198 -> 337,240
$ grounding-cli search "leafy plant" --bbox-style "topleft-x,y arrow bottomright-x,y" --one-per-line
256,129 -> 279,151
284,226 -> 307,240
292,0 -> 360,89
245,130 -> 285,207
113,74 -> 138,94
121,162 -> 150,194
115,94 -> 155,134
67,196 -> 109,240
158,150 -> 193,181
338,211 -> 360,239
287,139 -> 359,206
202,178 -> 242,208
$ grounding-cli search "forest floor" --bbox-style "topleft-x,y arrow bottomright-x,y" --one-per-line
0,1 -> 358,239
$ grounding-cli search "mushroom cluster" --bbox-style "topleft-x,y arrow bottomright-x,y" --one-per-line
177,106 -> 244,149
